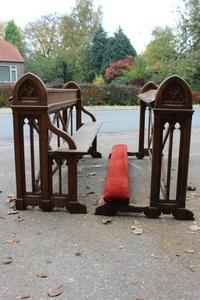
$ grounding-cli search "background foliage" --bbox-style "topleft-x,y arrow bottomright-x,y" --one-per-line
0,0 -> 200,106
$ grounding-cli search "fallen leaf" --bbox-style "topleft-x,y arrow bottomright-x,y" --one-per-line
37,272 -> 48,278
191,192 -> 200,197
86,191 -> 95,195
188,224 -> 200,231
96,196 -> 104,205
2,256 -> 13,264
188,265 -> 196,272
187,184 -> 196,191
185,249 -> 195,254
131,225 -> 143,235
15,216 -> 25,223
102,218 -> 112,225
16,295 -> 30,299
8,210 -> 18,215
7,195 -> 16,202
151,254 -> 162,260
47,256 -> 53,263
48,285 -> 63,297
5,238 -> 16,245
7,198 -> 16,203
87,172 -> 96,176
75,252 -> 81,256
94,164 -> 102,168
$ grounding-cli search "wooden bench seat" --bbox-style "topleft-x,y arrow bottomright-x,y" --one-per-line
57,121 -> 102,154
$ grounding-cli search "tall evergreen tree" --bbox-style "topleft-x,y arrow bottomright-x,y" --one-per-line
101,27 -> 136,73
4,20 -> 24,54
88,25 -> 108,80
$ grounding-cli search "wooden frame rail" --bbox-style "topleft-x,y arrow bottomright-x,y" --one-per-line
11,73 -> 102,213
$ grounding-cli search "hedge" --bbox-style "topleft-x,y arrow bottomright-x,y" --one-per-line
0,84 -> 13,108
1,82 -> 200,108
80,83 -> 140,105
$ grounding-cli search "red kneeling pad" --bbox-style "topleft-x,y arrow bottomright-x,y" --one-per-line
103,144 -> 129,204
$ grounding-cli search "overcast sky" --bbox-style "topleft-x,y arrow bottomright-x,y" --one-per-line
1,0 -> 181,53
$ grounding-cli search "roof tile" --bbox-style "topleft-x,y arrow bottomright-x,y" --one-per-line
0,39 -> 24,62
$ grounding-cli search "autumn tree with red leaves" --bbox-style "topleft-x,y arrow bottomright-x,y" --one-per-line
104,55 -> 135,81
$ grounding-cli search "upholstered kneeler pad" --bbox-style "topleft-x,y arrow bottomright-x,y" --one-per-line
103,144 -> 129,204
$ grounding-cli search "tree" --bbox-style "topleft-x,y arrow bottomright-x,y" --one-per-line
175,0 -> 200,88
104,55 -> 135,82
88,25 -> 108,80
101,27 -> 136,74
23,14 -> 69,82
117,55 -> 149,86
142,26 -> 177,82
4,20 -> 24,54
0,21 -> 5,38
60,0 -> 102,81
176,0 -> 200,52
24,13 -> 61,59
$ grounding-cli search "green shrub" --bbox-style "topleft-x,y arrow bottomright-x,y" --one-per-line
80,83 -> 140,105
0,84 -> 13,108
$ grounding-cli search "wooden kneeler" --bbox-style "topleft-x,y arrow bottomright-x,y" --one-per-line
95,144 -> 143,216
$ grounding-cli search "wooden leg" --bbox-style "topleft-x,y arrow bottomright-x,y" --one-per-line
39,200 -> 54,212
67,157 -> 87,213
143,207 -> 161,218
16,198 -> 27,210
89,138 -> 102,158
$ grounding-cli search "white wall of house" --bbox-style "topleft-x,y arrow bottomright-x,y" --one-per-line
0,62 -> 24,83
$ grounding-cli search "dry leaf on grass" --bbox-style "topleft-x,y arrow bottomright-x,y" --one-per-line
48,285 -> 63,297
2,256 -> 13,264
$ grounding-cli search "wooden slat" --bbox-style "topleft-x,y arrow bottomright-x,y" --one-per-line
73,122 -> 102,152
57,121 -> 102,153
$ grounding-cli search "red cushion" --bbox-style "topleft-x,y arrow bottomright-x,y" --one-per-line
103,144 -> 129,204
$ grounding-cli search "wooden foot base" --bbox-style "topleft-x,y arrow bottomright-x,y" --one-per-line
172,208 -> 194,220
143,207 -> 161,218
95,202 -> 143,216
95,203 -> 194,220
16,198 -> 27,210
66,202 -> 87,214
39,200 -> 54,212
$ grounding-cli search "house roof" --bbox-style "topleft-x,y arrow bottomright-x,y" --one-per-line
0,39 -> 24,62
